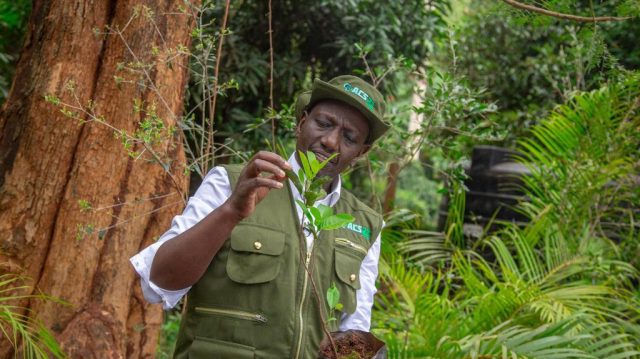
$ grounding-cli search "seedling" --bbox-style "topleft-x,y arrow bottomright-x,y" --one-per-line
286,150 -> 355,237
326,282 -> 344,323
285,150 -> 355,357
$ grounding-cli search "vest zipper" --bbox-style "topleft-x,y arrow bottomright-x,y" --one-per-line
335,237 -> 368,256
293,250 -> 312,359
194,306 -> 267,323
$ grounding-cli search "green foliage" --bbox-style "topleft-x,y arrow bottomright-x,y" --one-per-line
189,0 -> 450,155
515,71 -> 640,266
156,310 -> 181,359
326,282 -> 344,323
373,73 -> 640,358
347,65 -> 500,218
4,0 -> 637,356
288,151 -> 355,235
0,274 -> 65,358
448,0 -> 640,146
0,0 -> 30,102
411,68 -> 500,161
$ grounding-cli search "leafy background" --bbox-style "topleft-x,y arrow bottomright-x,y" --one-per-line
1,0 -> 639,358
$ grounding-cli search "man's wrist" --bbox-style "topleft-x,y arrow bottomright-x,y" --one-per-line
218,200 -> 246,223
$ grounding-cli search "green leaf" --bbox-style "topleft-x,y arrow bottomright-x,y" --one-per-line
326,282 -> 341,310
285,169 -> 302,194
309,206 -> 322,223
297,168 -> 306,187
307,176 -> 329,202
304,192 -> 318,205
295,200 -> 311,219
318,153 -> 338,171
314,175 -> 332,189
318,213 -> 355,231
317,204 -> 333,220
307,151 -> 320,175
298,150 -> 313,179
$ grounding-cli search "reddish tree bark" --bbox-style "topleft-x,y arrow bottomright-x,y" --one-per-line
382,162 -> 400,215
0,0 -> 197,357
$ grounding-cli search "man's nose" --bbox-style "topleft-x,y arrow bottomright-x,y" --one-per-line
321,128 -> 340,152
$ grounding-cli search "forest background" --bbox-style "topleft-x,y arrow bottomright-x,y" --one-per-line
0,0 -> 639,358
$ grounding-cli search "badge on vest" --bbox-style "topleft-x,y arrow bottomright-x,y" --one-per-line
344,222 -> 371,240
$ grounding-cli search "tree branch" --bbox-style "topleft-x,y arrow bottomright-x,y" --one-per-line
268,0 -> 276,151
204,0 -> 231,173
500,0 -> 633,23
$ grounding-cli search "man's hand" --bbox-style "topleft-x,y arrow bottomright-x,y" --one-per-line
226,151 -> 291,219
150,152 -> 290,290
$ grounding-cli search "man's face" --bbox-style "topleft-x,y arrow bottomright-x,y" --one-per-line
295,99 -> 371,182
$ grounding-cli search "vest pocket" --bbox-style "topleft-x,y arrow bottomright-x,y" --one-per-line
194,306 -> 268,324
226,224 -> 286,284
334,238 -> 367,314
189,336 -> 255,359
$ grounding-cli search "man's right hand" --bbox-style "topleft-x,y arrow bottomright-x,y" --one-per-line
226,151 -> 291,219
150,151 -> 291,290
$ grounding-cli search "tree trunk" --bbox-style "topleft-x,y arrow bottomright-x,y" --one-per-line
0,0 -> 196,357
382,162 -> 400,215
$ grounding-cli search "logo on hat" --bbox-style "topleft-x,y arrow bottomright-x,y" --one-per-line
343,83 -> 375,111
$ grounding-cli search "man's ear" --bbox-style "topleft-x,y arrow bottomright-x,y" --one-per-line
295,113 -> 307,137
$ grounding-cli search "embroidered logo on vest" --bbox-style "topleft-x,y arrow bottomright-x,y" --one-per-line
344,222 -> 371,240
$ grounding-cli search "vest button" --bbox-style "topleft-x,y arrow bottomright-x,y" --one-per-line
349,274 -> 356,282
254,241 -> 262,250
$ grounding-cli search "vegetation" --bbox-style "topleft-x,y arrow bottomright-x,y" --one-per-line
0,0 -> 638,358
0,0 -> 30,101
374,73 -> 640,357
0,275 -> 64,358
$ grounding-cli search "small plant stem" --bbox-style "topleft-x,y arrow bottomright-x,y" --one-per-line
199,6 -> 208,174
63,92 -> 187,203
375,65 -> 395,88
360,51 -> 377,86
96,199 -> 184,233
500,0 -> 632,22
204,0 -> 231,173
268,0 -> 276,151
297,222 -> 339,358
142,142 -> 187,205
89,191 -> 178,211
112,29 -> 174,121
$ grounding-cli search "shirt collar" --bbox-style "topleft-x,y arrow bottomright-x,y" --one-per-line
287,152 -> 341,207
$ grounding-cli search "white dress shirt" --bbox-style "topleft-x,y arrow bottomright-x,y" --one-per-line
130,154 -> 381,331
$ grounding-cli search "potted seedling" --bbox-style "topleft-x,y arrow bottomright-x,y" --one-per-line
286,151 -> 387,359
319,283 -> 386,358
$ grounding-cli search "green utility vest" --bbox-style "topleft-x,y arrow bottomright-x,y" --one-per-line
173,165 -> 383,359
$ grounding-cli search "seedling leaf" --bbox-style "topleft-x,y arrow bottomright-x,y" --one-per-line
307,151 -> 320,174
285,169 -> 302,194
309,206 -> 322,223
318,153 -> 338,170
326,282 -> 341,309
298,150 -> 313,179
317,204 -> 332,220
319,213 -> 355,230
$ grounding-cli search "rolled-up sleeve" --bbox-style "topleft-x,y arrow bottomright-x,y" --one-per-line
129,167 -> 232,309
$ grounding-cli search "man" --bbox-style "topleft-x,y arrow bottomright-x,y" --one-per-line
130,75 -> 391,358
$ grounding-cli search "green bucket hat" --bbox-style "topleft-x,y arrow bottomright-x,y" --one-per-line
295,75 -> 391,144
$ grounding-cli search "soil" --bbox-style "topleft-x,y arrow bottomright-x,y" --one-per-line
318,331 -> 379,359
